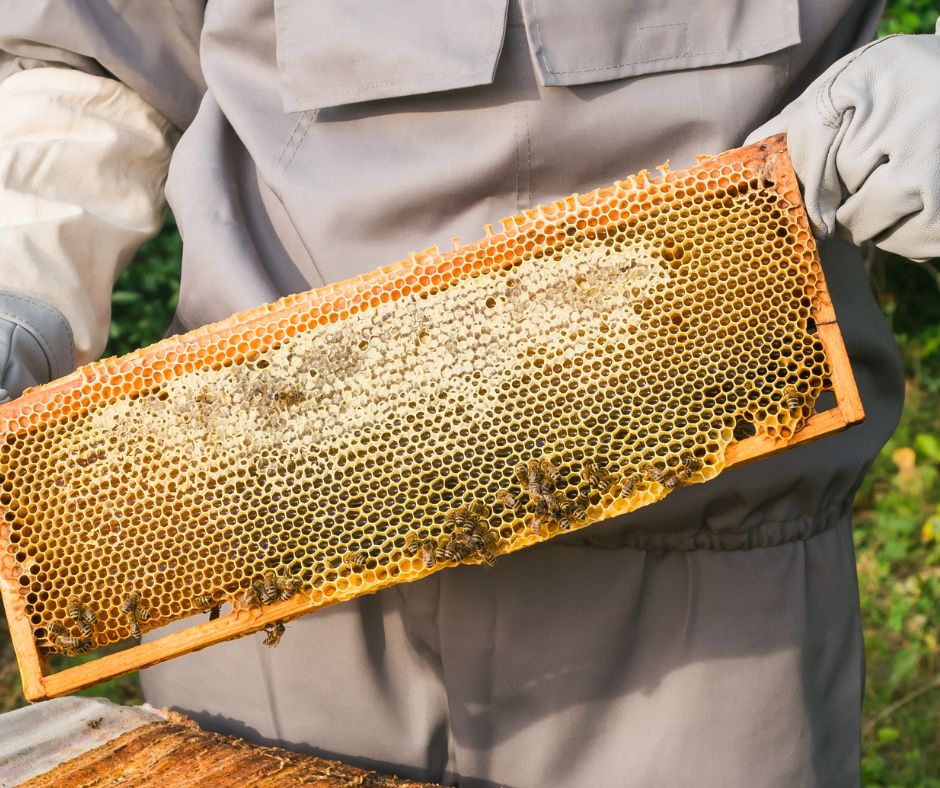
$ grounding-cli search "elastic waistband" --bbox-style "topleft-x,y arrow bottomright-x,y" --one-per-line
549,501 -> 852,552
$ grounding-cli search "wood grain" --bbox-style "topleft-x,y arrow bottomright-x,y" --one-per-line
23,718 -> 438,787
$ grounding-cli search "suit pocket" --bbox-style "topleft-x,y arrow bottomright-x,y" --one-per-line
519,0 -> 800,86
274,0 -> 510,112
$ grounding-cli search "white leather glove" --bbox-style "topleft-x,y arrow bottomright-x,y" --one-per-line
746,20 -> 940,261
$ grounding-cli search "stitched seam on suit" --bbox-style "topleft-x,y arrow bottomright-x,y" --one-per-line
273,110 -> 313,173
523,104 -> 532,206
635,23 -> 690,63
528,0 -> 556,75
513,108 -> 521,214
294,68 -> 492,105
512,102 -> 532,213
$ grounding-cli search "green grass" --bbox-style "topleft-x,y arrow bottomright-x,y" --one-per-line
855,380 -> 940,785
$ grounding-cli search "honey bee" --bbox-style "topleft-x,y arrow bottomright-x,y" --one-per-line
553,494 -> 589,530
662,471 -> 683,490
463,524 -> 501,565
496,489 -> 523,509
258,572 -> 280,605
344,551 -> 369,571
500,455 -> 582,533
531,492 -> 586,533
538,458 -> 561,483
121,591 -> 150,639
67,597 -> 97,639
238,584 -> 263,612
469,500 -> 492,518
47,622 -> 92,655
502,457 -> 555,509
435,530 -> 496,565
276,575 -> 302,601
438,498 -> 501,564
404,534 -> 438,568
529,508 -> 551,536
262,621 -> 286,648
733,420 -> 757,441
188,390 -> 226,427
645,466 -> 666,484
434,536 -> 470,564
583,460 -> 615,493
120,590 -> 141,613
524,459 -> 544,502
464,523 -> 498,549
195,594 -> 221,621
538,473 -> 561,511
662,455 -> 703,490
272,387 -> 306,407
621,472 -> 643,497
444,502 -> 492,534
782,385 -> 802,411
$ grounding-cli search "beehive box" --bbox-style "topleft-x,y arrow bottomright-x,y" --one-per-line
2,698 -> 437,786
0,135 -> 862,701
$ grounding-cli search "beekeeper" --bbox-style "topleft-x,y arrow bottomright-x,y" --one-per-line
1,1 -> 937,785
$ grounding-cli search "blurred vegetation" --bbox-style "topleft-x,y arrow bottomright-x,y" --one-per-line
858,5 -> 940,782
104,212 -> 182,358
880,0 -> 940,34
1,3 -> 939,784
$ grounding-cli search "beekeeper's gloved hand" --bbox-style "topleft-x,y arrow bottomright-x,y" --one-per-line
0,294 -> 74,404
746,20 -> 940,261
0,68 -> 176,403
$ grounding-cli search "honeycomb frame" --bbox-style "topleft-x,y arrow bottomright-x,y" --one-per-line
0,135 -> 863,701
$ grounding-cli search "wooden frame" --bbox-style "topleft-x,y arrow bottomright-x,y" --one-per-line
0,135 -> 864,701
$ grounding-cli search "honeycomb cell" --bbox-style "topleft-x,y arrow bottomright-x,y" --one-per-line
0,135 -> 857,672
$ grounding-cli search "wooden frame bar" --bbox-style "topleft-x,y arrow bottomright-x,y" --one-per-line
0,135 -> 864,701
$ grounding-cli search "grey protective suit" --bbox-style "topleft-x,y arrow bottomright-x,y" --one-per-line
0,1 -> 902,785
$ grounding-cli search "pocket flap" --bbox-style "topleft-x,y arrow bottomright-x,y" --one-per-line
520,0 -> 801,86
275,0 -> 510,112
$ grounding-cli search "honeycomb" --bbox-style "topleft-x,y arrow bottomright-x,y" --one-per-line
0,135 -> 861,697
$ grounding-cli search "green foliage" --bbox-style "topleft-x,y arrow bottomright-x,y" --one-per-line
879,0 -> 940,34
854,387 -> 940,785
872,254 -> 940,389
104,212 -> 182,358
0,609 -> 143,714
